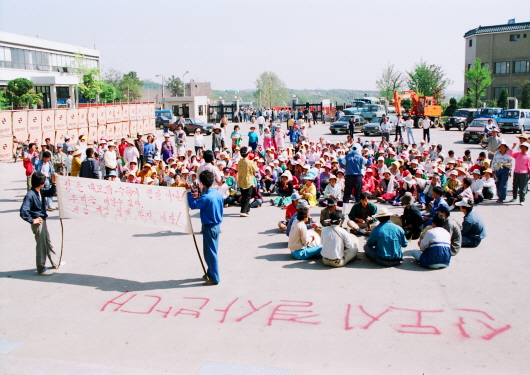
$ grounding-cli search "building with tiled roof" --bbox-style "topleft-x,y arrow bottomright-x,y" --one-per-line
464,21 -> 530,102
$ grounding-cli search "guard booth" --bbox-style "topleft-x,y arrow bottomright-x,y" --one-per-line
207,102 -> 236,123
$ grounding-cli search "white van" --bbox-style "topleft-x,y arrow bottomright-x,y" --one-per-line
498,109 -> 530,133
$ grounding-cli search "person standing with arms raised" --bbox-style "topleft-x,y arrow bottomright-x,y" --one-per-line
186,170 -> 224,286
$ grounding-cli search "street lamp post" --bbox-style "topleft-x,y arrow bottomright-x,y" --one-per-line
155,75 -> 164,97
183,71 -> 189,96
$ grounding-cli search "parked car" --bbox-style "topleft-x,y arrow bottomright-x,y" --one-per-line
444,109 -> 476,131
168,118 -> 214,135
463,118 -> 499,143
329,115 -> 365,134
497,109 -> 530,133
360,104 -> 387,121
361,116 -> 397,136
156,115 -> 172,129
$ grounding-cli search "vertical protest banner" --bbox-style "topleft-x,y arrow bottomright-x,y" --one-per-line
0,136 -> 13,161
129,104 -> 137,121
150,118 -> 156,133
78,108 -> 88,128
114,122 -> 123,140
106,122 -> 115,140
41,110 -> 55,132
106,105 -> 115,123
87,125 -> 98,144
54,109 -> 67,131
130,121 -> 137,137
98,106 -> 107,125
27,111 -> 42,134
88,107 -> 98,127
69,128 -> 79,145
142,103 -> 149,119
122,104 -> 129,122
114,105 -> 122,123
0,111 -> 13,137
67,109 -> 79,130
55,129 -> 67,146
56,176 -> 191,233
97,125 -> 107,141
12,111 -> 28,138
122,122 -> 130,138
148,103 -> 155,118
136,104 -> 144,121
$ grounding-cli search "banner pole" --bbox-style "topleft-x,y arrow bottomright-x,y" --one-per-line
185,200 -> 208,278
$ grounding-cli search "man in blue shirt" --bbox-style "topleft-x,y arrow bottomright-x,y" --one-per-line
20,172 -> 61,276
339,144 -> 367,203
456,198 -> 487,247
186,170 -> 224,285
423,186 -> 450,226
364,208 -> 408,267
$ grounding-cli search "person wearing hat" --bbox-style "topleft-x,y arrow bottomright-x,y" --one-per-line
19,172 -> 64,276
300,171 -> 318,207
321,210 -> 359,267
160,134 -> 175,164
63,135 -> 72,152
443,170 -> 462,206
104,141 -> 118,178
287,122 -> 300,145
185,170 -> 224,286
212,125 -> 225,151
70,147 -> 83,177
79,148 -> 100,179
481,168 -> 496,200
273,172 -> 295,207
278,191 -> 302,231
319,197 -> 340,226
320,174 -> 342,206
492,141 -> 513,203
134,132 -> 145,168
106,169 -> 118,181
65,146 -> 74,176
123,138 -> 140,167
288,205 -> 322,260
237,147 -> 258,217
399,192 -> 423,240
470,170 -> 485,204
364,207 -> 408,267
375,168 -> 398,203
508,141 -> 530,205
52,143 -> 67,176
486,127 -> 504,160
456,198 -> 486,247
411,213 -> 451,269
77,135 -> 88,161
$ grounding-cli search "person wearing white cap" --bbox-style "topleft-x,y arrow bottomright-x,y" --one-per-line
486,127 -> 504,160
508,141 -> 530,205
491,141 -> 512,203
96,139 -> 108,179
70,147 -> 83,177
470,169 -> 485,204
104,141 -> 118,178
456,198 -> 487,247
364,207 -> 408,267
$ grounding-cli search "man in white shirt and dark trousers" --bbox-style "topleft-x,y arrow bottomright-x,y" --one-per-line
394,114 -> 404,142
321,210 -> 359,267
380,117 -> 391,142
405,116 -> 416,144
422,116 -> 432,143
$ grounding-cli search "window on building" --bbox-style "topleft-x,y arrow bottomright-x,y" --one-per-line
467,64 -> 472,70
198,105 -> 204,116
494,61 -> 510,74
481,62 -> 489,70
468,39 -> 472,47
512,87 -> 523,99
510,34 -> 520,41
493,87 -> 509,100
513,60 -> 530,74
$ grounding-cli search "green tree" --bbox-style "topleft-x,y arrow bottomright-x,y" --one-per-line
165,75 -> 184,96
465,58 -> 492,110
70,54 -> 104,102
104,69 -> 123,88
119,71 -> 143,102
0,90 -> 10,110
99,84 -> 121,103
458,96 -> 473,108
497,88 -> 508,108
5,78 -> 43,109
254,71 -> 289,108
517,80 -> 530,109
376,63 -> 405,101
401,98 -> 412,110
407,60 -> 452,101
444,97 -> 459,116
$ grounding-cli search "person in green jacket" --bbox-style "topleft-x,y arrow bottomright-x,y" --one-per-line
346,191 -> 379,235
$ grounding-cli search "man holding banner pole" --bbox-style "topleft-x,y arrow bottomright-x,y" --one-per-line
186,170 -> 224,286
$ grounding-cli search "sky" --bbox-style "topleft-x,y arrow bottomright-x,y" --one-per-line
1,0 -> 529,94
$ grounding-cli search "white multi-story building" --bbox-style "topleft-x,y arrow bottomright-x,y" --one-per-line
0,31 -> 100,109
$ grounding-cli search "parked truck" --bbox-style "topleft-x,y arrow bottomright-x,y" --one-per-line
393,90 -> 442,128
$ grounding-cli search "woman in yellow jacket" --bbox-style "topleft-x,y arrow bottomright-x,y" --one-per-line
300,175 -> 317,207
70,148 -> 82,177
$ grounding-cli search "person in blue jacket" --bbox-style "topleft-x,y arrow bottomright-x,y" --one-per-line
364,208 -> 408,267
287,123 -> 300,144
456,198 -> 487,247
34,150 -> 55,210
339,144 -> 367,203
411,213 -> 451,269
186,170 -> 224,285
20,172 -> 61,276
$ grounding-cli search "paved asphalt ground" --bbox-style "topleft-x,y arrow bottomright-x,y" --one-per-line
1,122 -> 529,375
